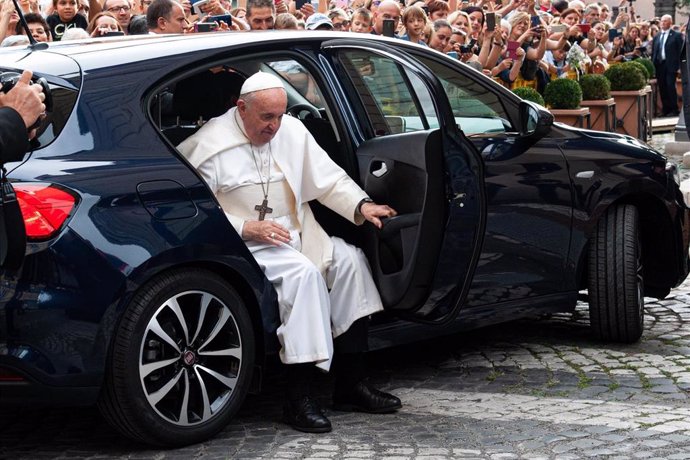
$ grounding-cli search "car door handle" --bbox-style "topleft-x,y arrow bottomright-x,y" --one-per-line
370,161 -> 388,178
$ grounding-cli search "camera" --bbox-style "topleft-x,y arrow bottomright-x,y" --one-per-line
460,44 -> 472,53
0,71 -> 52,127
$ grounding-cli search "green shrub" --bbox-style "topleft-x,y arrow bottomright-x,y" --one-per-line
543,78 -> 582,109
637,57 -> 655,79
579,74 -> 610,101
628,60 -> 650,82
513,87 -> 545,106
604,62 -> 646,91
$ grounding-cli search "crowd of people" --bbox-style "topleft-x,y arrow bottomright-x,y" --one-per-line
0,0 -> 684,105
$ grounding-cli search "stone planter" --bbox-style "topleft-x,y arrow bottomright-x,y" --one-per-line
581,98 -> 615,132
549,107 -> 591,128
610,89 -> 649,140
650,78 -> 659,117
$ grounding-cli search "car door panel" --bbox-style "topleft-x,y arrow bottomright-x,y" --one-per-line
322,41 -> 485,321
356,130 -> 444,310
466,135 -> 573,306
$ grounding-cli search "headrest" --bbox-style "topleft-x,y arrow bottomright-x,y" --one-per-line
173,70 -> 246,121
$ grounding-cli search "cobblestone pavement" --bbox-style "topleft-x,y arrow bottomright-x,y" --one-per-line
3,280 -> 690,459
2,136 -> 690,459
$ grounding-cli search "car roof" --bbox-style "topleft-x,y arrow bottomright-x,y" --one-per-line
12,31 -> 409,68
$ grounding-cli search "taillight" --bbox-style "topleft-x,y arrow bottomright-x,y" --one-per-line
0,367 -> 26,382
14,183 -> 77,241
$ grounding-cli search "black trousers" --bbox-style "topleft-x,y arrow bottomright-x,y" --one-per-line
655,62 -> 679,116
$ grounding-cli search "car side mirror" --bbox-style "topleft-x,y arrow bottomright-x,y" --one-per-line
519,101 -> 553,138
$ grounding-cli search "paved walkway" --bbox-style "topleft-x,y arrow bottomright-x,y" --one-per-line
3,278 -> 690,459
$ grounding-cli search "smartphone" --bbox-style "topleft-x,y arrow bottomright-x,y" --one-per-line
530,15 -> 540,28
195,22 -> 218,32
578,23 -> 590,34
507,40 -> 519,60
550,24 -> 566,33
612,5 -> 619,17
207,14 -> 232,26
192,0 -> 210,15
486,12 -> 496,32
295,0 -> 308,8
103,30 -> 125,36
382,19 -> 395,37
447,51 -> 458,59
608,28 -> 620,40
460,44 -> 472,53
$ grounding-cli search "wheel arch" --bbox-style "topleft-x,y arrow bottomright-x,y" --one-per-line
578,192 -> 677,298
97,256 -> 278,386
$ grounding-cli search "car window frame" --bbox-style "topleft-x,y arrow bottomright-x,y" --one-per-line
321,40 -> 460,144
403,48 -> 523,136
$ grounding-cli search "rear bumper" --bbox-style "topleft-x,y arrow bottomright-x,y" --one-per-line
0,363 -> 99,406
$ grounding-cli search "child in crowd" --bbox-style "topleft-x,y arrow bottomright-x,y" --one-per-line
401,5 -> 427,45
16,12 -> 51,41
349,7 -> 371,33
46,0 -> 88,41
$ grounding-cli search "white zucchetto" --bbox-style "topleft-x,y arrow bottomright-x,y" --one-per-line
239,71 -> 285,95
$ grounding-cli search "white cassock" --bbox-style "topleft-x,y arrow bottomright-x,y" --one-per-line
177,107 -> 383,371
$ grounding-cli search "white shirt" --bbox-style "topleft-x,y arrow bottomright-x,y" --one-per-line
660,30 -> 668,60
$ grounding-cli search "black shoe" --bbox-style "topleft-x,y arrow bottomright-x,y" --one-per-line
283,396 -> 332,433
333,381 -> 402,414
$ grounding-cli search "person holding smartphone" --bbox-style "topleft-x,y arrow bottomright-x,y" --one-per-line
370,0 -> 400,36
87,11 -> 125,35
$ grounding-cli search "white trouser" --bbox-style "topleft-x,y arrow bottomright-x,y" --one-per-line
250,236 -> 383,372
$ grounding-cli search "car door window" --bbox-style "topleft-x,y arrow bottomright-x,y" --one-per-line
337,50 -> 435,136
414,56 -> 513,136
266,59 -> 327,110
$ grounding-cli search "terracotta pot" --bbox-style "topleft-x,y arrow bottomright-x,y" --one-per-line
581,98 -> 615,132
610,89 -> 649,140
549,107 -> 591,128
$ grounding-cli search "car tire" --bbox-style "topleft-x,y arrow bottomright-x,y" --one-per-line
588,204 -> 644,343
98,268 -> 255,446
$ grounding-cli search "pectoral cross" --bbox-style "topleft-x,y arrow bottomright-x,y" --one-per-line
255,199 -> 273,221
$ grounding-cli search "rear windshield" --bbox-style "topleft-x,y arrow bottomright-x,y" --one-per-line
0,68 -> 79,151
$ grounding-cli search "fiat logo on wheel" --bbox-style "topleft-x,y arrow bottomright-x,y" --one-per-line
183,350 -> 196,366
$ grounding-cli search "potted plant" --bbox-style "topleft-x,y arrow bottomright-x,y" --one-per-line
637,57 -> 659,118
513,87 -> 545,106
605,61 -> 649,139
543,78 -> 590,128
579,74 -> 615,131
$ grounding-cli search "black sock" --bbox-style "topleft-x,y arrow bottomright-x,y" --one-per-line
284,363 -> 313,401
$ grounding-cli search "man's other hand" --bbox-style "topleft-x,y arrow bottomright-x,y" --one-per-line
360,202 -> 397,229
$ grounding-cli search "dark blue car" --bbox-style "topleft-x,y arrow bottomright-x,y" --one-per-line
1,32 -> 688,446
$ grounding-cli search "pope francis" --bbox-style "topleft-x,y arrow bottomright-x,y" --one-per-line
177,71 -> 402,433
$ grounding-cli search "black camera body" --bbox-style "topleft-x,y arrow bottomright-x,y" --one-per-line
0,71 -> 52,129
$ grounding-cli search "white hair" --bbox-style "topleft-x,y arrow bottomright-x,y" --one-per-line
568,0 -> 585,10
0,35 -> 29,47
61,28 -> 90,40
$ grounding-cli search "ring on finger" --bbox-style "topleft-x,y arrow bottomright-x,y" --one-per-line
270,232 -> 275,239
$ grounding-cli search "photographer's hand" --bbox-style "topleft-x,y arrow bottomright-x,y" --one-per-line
0,70 -> 45,137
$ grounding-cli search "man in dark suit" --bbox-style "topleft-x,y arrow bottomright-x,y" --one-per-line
652,15 -> 684,117
0,70 -> 45,163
